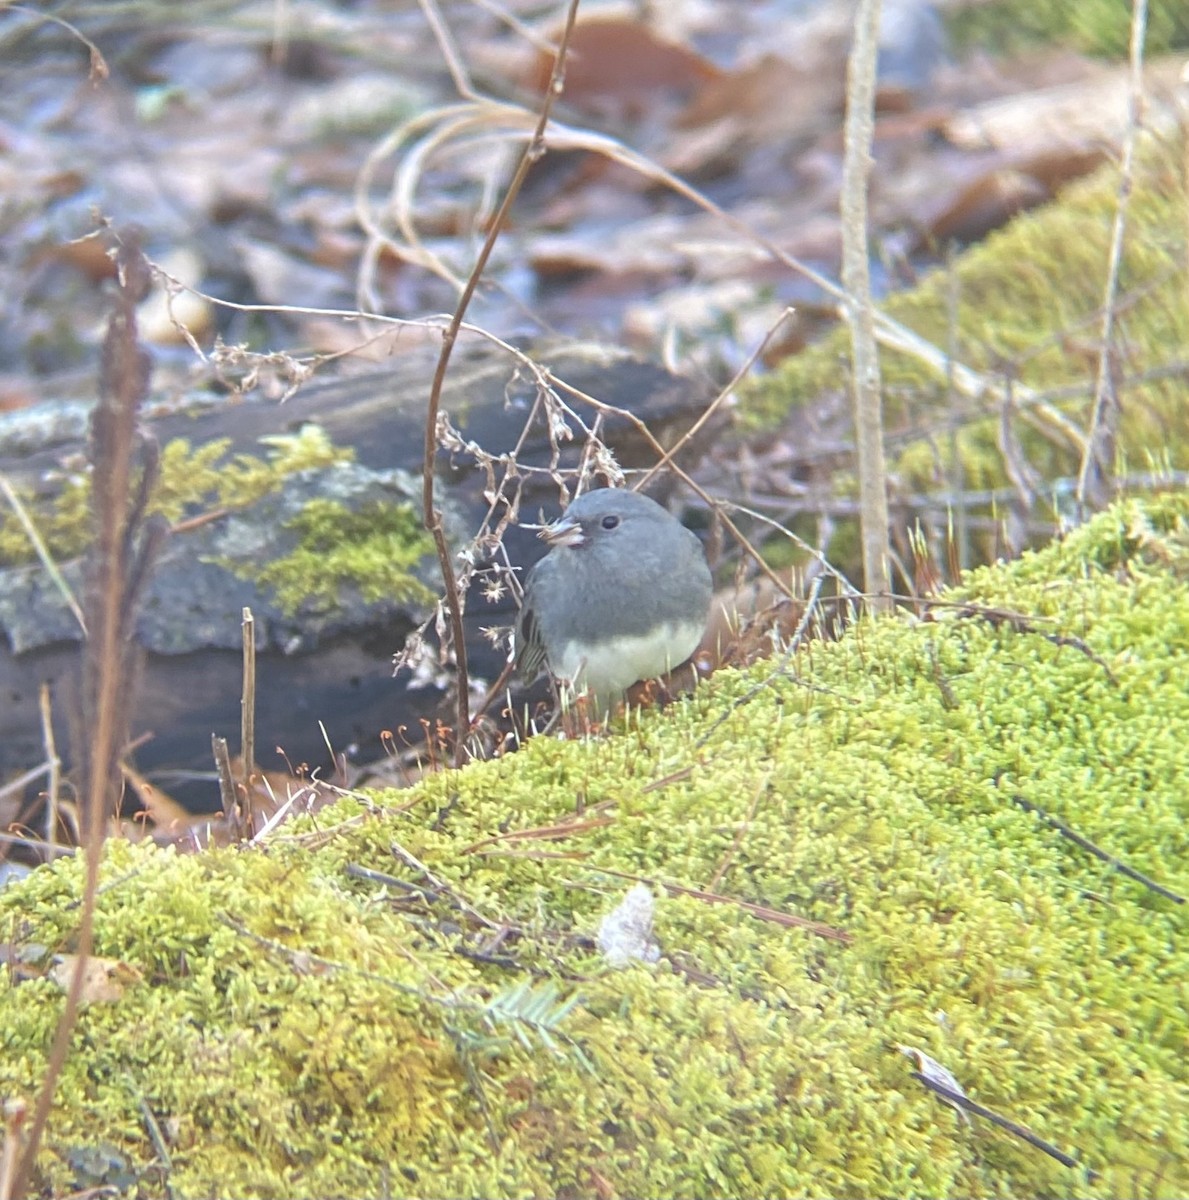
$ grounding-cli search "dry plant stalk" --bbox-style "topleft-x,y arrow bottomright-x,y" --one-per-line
212,735 -> 244,840
420,0 -> 582,767
240,605 -> 257,823
12,234 -> 167,1199
1076,0 -> 1148,513
840,0 -> 891,613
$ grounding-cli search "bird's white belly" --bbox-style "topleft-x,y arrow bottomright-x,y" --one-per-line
554,620 -> 704,701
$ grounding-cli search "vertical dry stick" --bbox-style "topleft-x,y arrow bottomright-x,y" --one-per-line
241,606 -> 256,833
943,251 -> 969,576
1181,63 -> 1189,296
37,684 -> 60,850
212,735 -> 240,839
840,0 -> 892,613
1075,0 -> 1148,515
420,0 -> 583,766
12,237 -> 156,1200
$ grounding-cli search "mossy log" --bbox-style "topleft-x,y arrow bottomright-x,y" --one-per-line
0,494 -> 1185,1198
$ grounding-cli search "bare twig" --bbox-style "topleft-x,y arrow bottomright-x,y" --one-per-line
360,103 -> 1043,411
1076,0 -> 1148,515
0,831 -> 73,860
909,1071 -> 1088,1173
636,308 -> 797,493
705,774 -> 770,894
1,4 -> 108,82
136,1091 -> 174,1197
943,251 -> 970,575
211,735 -> 241,841
593,866 -> 851,943
12,235 -> 159,1200
240,607 -> 256,821
390,840 -> 501,930
35,684 -> 61,851
416,0 -> 477,99
1011,794 -> 1184,904
840,0 -> 891,613
420,0 -> 583,767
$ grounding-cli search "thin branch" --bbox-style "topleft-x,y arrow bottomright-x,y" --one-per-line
840,0 -> 891,612
636,308 -> 797,493
1,4 -> 109,82
12,235 -> 155,1200
240,607 -> 256,826
1075,0 -> 1148,514
420,0 -> 583,768
1011,794 -> 1184,904
211,735 -> 241,841
415,0 -> 477,100
592,857 -> 851,944
37,684 -> 61,851
359,105 -> 1043,411
909,1072 -> 1090,1174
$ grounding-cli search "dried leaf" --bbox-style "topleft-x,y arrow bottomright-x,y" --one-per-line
49,955 -> 144,1005
525,16 -> 721,109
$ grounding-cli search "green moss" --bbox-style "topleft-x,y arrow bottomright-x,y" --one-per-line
0,424 -> 354,567
743,137 -> 1189,570
748,147 -> 1188,439
947,0 -> 1189,58
0,474 -> 94,563
227,497 -> 435,615
0,495 -> 1185,1198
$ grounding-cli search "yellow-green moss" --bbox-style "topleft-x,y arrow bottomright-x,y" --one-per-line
947,0 -> 1189,58
0,424 -> 353,567
152,425 -> 354,525
742,136 -> 1189,567
230,497 -> 435,615
0,495 -> 1185,1198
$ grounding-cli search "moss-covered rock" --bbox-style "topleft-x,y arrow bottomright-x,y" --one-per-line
0,425 -> 354,569
946,0 -> 1189,59
0,494 -> 1185,1198
743,134 -> 1189,569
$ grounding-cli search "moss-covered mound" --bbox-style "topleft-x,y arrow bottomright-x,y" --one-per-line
743,132 -> 1189,569
1,495 -> 1186,1198
946,0 -> 1189,59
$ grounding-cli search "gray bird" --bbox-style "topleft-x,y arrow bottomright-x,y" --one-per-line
513,488 -> 713,716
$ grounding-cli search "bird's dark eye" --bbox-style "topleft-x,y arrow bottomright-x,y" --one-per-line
601,514 -> 620,530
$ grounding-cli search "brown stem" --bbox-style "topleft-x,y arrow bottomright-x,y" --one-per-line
12,234 -> 155,1200
421,0 -> 583,767
840,0 -> 891,613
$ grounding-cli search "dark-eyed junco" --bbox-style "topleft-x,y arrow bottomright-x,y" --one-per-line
514,487 -> 713,716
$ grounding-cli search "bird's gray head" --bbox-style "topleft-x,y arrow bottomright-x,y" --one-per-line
538,487 -> 679,552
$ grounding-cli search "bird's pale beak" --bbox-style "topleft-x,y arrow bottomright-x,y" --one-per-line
540,516 -> 584,548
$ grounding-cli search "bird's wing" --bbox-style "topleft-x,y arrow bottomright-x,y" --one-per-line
513,565 -> 550,682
